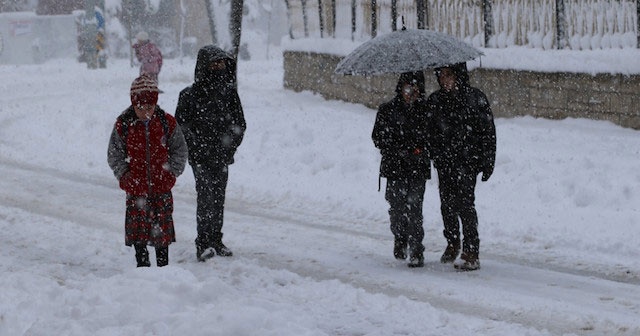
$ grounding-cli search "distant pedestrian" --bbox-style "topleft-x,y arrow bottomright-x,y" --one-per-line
175,45 -> 246,262
133,31 -> 163,83
426,63 -> 496,271
108,75 -> 188,267
372,71 -> 433,268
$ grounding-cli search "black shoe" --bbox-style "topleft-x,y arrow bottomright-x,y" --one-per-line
440,243 -> 460,264
454,252 -> 480,271
408,254 -> 424,268
196,245 -> 215,262
393,238 -> 408,260
156,247 -> 169,267
134,243 -> 150,267
211,233 -> 233,257
212,241 -> 233,257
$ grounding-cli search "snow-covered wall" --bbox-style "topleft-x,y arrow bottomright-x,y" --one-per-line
0,12 -> 78,64
283,50 -> 640,130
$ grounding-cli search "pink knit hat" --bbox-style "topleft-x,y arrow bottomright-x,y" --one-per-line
130,75 -> 159,106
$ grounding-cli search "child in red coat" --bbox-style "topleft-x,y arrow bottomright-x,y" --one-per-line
108,75 -> 187,267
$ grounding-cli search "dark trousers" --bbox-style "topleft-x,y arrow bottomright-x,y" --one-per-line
192,163 -> 229,248
437,166 -> 480,254
385,178 -> 426,256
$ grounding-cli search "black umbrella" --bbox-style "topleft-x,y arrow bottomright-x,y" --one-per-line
334,28 -> 483,76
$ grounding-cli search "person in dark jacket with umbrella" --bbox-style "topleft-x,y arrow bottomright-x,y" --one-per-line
175,45 -> 246,261
372,71 -> 433,268
426,63 -> 496,271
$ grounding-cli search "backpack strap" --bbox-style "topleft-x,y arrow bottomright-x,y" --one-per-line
157,110 -> 170,137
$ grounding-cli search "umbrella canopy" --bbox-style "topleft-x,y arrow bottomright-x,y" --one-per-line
334,28 -> 483,76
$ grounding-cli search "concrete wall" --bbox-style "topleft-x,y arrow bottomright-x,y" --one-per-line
283,51 -> 640,130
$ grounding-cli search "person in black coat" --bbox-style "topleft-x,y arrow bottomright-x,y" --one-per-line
426,63 -> 496,271
175,45 -> 246,261
372,71 -> 433,268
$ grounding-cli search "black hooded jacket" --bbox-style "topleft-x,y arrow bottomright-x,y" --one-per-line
426,63 -> 496,172
372,71 -> 432,180
175,45 -> 246,166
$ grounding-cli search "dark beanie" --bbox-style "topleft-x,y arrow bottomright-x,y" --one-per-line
130,75 -> 159,106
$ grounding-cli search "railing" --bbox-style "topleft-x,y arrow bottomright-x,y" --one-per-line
284,0 -> 639,49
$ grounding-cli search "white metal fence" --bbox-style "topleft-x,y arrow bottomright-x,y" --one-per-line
285,0 -> 639,49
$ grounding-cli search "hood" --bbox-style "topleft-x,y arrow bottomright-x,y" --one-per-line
194,45 -> 237,87
395,71 -> 426,96
435,62 -> 470,89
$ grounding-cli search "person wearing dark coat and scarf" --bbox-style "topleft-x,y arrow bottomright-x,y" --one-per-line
372,71 -> 433,268
426,63 -> 496,271
175,45 -> 246,262
107,75 -> 188,267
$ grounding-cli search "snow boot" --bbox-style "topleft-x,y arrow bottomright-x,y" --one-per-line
212,233 -> 233,257
440,243 -> 460,263
407,252 -> 424,268
134,243 -> 150,267
156,247 -> 169,267
454,252 -> 480,271
196,245 -> 215,262
393,238 -> 408,260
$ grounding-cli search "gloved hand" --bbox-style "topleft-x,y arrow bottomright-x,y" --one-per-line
397,149 -> 409,160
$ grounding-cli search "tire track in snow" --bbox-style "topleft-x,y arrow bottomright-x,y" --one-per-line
2,159 -> 639,335
223,209 -> 640,336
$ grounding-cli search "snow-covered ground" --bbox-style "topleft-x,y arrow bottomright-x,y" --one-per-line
0,46 -> 639,335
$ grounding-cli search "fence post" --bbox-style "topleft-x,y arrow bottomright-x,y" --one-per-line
637,0 -> 640,47
351,0 -> 356,40
332,0 -> 336,37
371,0 -> 377,37
318,0 -> 324,37
482,0 -> 493,47
302,0 -> 309,37
391,0 -> 397,31
556,0 -> 567,48
416,0 -> 426,29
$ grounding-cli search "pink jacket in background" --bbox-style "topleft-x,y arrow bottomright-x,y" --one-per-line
133,41 -> 163,79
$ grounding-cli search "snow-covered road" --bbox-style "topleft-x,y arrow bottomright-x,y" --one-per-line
2,159 -> 639,335
2,55 -> 639,335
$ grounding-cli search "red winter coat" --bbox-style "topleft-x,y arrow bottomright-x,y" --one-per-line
133,41 -> 163,78
108,107 -> 187,247
108,107 -> 187,196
